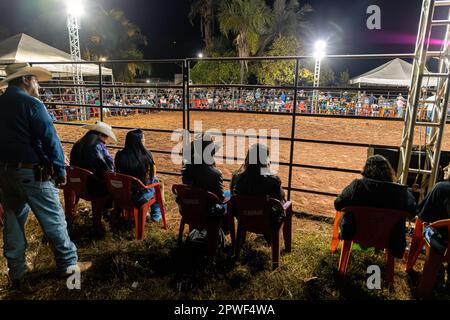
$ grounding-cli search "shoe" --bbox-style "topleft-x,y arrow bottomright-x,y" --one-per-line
10,276 -> 34,294
58,261 -> 93,278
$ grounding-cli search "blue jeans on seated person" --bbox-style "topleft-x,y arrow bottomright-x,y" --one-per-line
0,168 -> 78,280
132,178 -> 162,222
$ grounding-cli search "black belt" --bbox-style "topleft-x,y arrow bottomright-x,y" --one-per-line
0,162 -> 36,169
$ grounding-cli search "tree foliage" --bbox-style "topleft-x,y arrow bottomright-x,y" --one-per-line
217,0 -> 270,83
256,36 -> 313,86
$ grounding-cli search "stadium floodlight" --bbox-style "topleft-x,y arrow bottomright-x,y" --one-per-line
146,79 -> 151,84
197,52 -> 204,59
314,40 -> 327,60
99,57 -> 107,62
66,0 -> 84,17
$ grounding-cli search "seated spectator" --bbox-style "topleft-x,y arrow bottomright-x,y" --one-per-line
334,155 -> 416,258
70,121 -> 117,196
115,129 -> 161,222
231,144 -> 286,244
417,162 -> 450,253
231,143 -> 285,202
181,133 -> 224,201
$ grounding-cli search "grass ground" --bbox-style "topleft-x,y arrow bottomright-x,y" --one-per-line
1,192 -> 448,300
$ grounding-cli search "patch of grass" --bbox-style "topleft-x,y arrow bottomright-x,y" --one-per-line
1,197 -> 450,300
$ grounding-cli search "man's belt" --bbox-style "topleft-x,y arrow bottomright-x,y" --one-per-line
0,161 -> 37,169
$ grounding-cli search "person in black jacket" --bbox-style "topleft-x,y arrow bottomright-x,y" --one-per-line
416,163 -> 450,259
231,143 -> 286,244
181,132 -> 224,200
334,155 -> 416,258
231,143 -> 285,202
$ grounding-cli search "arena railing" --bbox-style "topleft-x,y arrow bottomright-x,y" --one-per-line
25,53 -> 445,203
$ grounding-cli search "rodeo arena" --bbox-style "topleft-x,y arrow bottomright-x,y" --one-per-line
2,0 -> 450,304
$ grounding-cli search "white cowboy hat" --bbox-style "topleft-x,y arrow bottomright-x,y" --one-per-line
82,121 -> 118,142
0,63 -> 52,89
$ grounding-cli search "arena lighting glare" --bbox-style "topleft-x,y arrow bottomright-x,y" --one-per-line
197,52 -> 204,59
99,57 -> 107,62
66,0 -> 84,17
146,79 -> 151,84
314,40 -> 327,60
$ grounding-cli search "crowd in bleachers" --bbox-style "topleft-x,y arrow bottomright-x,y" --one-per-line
34,86 -> 418,121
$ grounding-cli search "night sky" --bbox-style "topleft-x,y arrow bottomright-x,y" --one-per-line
0,0 -> 441,76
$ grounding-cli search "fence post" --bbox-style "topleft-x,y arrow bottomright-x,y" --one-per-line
99,62 -> 103,122
186,60 -> 191,132
182,60 -> 187,131
287,59 -> 300,201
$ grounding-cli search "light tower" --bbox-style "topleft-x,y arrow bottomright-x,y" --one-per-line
312,40 -> 326,114
66,0 -> 87,119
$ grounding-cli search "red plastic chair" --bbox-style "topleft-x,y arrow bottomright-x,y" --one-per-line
331,206 -> 412,284
172,184 -> 235,257
417,219 -> 450,298
63,166 -> 110,235
406,218 -> 424,272
230,195 -> 293,270
105,172 -> 167,240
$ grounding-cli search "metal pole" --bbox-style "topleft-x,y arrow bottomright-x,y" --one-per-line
182,60 -> 186,130
186,60 -> 191,132
99,63 -> 104,122
312,58 -> 321,113
287,59 -> 300,200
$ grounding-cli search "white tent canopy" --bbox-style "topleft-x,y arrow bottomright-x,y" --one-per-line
0,33 -> 113,78
350,58 -> 438,87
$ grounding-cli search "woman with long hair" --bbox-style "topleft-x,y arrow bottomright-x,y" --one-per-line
334,155 -> 416,258
115,129 -> 161,222
231,143 -> 285,202
181,132 -> 224,200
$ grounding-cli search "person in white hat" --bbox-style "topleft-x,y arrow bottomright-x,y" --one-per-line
0,63 -> 91,292
70,121 -> 116,191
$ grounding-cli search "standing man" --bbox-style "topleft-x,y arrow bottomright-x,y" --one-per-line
0,63 -> 90,291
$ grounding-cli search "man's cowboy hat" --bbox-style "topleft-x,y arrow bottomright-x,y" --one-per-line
82,121 -> 118,142
0,63 -> 52,88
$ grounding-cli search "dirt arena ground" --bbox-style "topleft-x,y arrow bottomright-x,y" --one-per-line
55,111 -> 450,218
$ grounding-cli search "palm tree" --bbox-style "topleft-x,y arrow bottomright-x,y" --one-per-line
259,0 -> 313,54
81,9 -> 150,82
189,0 -> 217,48
218,0 -> 270,83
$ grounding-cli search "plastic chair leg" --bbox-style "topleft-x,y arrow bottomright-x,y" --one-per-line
178,218 -> 185,245
417,245 -> 443,298
0,203 -> 4,226
272,230 -> 280,270
207,224 -> 219,258
135,208 -> 146,240
385,250 -> 395,285
338,240 -> 353,275
283,205 -> 293,253
406,219 -> 424,271
63,188 -> 77,220
283,215 -> 292,253
156,187 -> 167,229
228,214 -> 236,248
91,199 -> 106,236
235,225 -> 246,260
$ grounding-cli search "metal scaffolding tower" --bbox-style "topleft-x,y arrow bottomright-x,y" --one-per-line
398,0 -> 450,197
312,59 -> 321,113
67,12 -> 87,120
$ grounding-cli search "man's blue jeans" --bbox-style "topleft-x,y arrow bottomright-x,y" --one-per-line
0,168 -> 78,280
